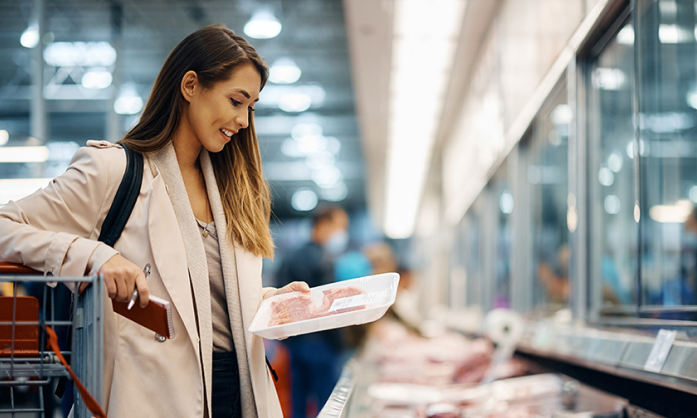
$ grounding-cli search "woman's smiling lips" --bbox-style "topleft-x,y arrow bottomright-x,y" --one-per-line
219,127 -> 237,141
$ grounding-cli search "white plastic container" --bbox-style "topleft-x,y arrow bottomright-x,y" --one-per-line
249,272 -> 400,340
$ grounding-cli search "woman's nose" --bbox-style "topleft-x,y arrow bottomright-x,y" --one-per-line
235,111 -> 249,130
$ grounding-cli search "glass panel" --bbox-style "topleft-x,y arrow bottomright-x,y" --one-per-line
492,163 -> 513,309
588,17 -> 638,310
463,197 -> 484,309
529,83 -> 570,309
637,0 -> 697,308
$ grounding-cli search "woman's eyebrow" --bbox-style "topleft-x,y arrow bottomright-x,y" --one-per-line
233,89 -> 260,102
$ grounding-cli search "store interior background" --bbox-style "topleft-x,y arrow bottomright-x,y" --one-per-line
3,0 -> 697,416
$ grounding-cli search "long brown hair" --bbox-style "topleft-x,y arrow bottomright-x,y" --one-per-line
120,24 -> 274,258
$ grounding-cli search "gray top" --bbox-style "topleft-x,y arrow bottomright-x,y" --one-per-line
196,218 -> 234,353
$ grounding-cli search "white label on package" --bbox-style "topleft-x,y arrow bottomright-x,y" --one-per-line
644,329 -> 677,373
329,291 -> 383,313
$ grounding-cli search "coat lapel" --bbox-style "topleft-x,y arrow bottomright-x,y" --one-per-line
146,170 -> 199,351
150,143 -> 213,414
200,150 -> 261,418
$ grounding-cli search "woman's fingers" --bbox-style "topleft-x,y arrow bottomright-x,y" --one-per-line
275,281 -> 311,296
114,274 -> 130,302
98,254 -> 146,302
135,271 -> 151,308
292,282 -> 311,292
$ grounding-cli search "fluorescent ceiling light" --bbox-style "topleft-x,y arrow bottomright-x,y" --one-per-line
312,165 -> 342,189
598,167 -> 614,186
604,195 -> 621,215
686,91 -> 697,109
269,58 -> 301,84
616,25 -> 634,45
114,96 -> 143,115
649,200 -> 693,223
0,146 -> 50,163
0,178 -> 51,205
44,42 -> 116,67
0,130 -> 8,146
244,10 -> 282,39
282,135 -> 341,158
305,151 -> 335,170
291,188 -> 318,211
384,0 -> 466,238
499,191 -> 514,214
658,24 -> 694,43
281,138 -> 304,157
607,152 -> 623,172
641,112 -> 694,133
260,85 -> 325,110
81,67 -> 113,89
321,182 -> 348,202
279,93 -> 312,112
592,68 -> 625,90
114,83 -> 143,115
551,104 -> 572,125
291,123 -> 323,139
20,25 -> 39,49
689,185 -> 697,203
626,140 -> 647,159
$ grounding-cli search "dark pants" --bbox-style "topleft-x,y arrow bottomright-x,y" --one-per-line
286,336 -> 341,418
212,351 -> 242,418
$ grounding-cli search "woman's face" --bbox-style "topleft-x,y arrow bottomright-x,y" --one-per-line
185,62 -> 261,153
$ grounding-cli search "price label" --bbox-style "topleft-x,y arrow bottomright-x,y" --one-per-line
644,329 -> 676,373
329,291 -> 383,313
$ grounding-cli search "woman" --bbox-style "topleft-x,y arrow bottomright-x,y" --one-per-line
0,25 -> 308,417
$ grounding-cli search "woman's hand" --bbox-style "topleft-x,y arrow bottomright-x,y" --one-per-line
274,281 -> 311,296
93,254 -> 150,307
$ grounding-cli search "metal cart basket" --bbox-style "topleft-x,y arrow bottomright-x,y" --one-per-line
0,263 -> 104,418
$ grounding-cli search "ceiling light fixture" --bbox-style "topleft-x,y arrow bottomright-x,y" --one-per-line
44,42 -> 117,67
81,67 -> 113,89
269,58 -> 302,84
20,25 -> 39,49
0,146 -> 50,163
321,182 -> 348,202
279,93 -> 312,112
616,25 -> 634,45
649,200 -> 694,223
383,0 -> 466,238
291,188 -> 318,211
312,166 -> 342,189
114,83 -> 144,115
244,10 -> 282,39
0,130 -> 8,146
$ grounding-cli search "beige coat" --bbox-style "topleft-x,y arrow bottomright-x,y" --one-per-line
0,140 -> 283,418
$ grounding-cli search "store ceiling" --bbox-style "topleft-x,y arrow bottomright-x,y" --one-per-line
0,0 -> 365,219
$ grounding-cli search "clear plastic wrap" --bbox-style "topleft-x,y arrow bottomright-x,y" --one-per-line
249,272 -> 400,339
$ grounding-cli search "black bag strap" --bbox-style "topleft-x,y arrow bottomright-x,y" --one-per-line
98,144 -> 143,246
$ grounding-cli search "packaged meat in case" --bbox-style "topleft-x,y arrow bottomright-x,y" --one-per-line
249,272 -> 400,339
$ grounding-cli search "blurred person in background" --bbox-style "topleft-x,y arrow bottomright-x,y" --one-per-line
275,206 -> 349,418
388,265 -> 422,332
0,25 -> 309,418
341,242 -> 399,353
364,242 -> 398,275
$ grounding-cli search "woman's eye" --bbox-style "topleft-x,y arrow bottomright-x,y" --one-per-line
248,106 -> 255,112
231,99 -> 241,106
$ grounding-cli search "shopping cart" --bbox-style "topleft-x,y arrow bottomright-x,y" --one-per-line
0,262 -> 104,418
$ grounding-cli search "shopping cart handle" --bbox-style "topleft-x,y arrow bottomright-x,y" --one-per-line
0,262 -> 40,275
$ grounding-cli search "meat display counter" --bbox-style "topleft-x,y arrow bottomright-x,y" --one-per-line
316,318 -> 637,418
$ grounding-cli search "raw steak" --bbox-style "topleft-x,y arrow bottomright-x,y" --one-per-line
268,285 -> 367,326
268,293 -> 314,326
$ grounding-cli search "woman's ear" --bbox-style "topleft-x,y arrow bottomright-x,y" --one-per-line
180,70 -> 198,103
